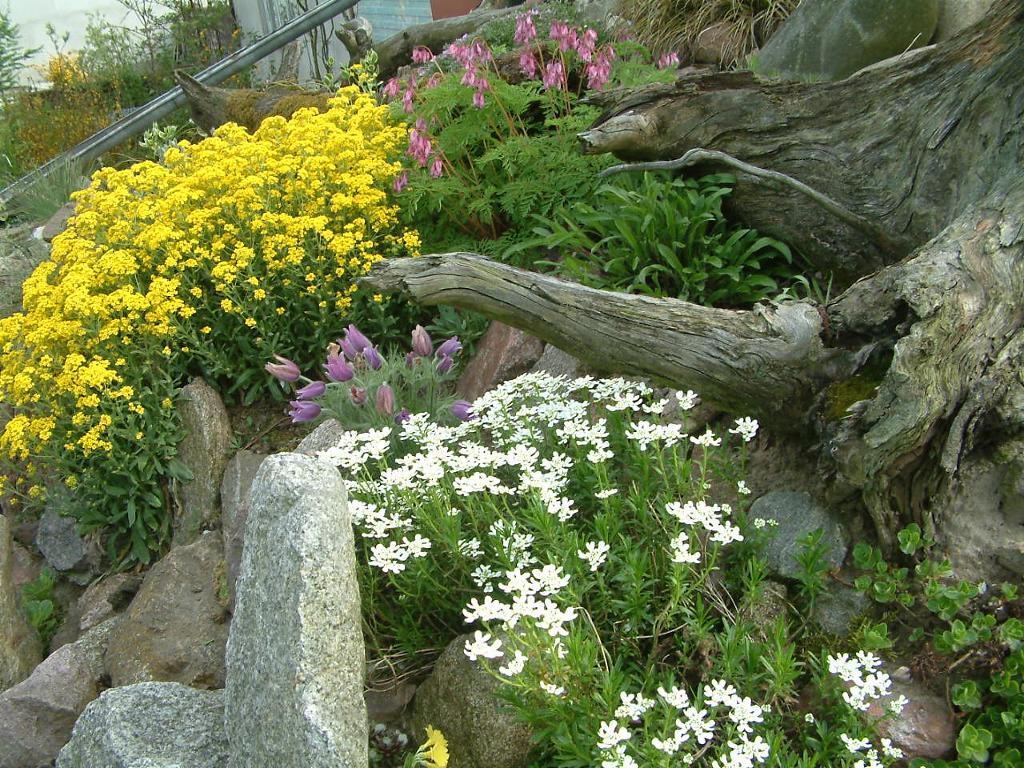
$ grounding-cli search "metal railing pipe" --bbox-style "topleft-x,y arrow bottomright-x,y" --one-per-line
1,0 -> 359,206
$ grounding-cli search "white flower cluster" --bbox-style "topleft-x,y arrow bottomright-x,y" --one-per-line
840,734 -> 904,768
827,652 -> 903,712
367,534 -> 431,574
666,500 -> 744,565
595,680 -> 770,768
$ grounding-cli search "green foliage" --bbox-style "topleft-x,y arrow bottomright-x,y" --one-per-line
794,529 -> 831,611
5,157 -> 93,223
0,8 -> 38,98
21,567 -> 61,648
425,306 -> 490,360
514,172 -> 794,306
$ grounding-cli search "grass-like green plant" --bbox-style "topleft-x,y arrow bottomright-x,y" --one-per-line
513,171 -> 794,307
5,158 -> 92,224
624,0 -> 799,66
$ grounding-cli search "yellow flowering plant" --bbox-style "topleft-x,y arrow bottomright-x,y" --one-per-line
0,85 -> 419,565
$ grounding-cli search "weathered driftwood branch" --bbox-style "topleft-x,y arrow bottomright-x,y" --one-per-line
361,253 -> 852,425
599,148 -> 904,257
576,3 -> 1022,282
373,7 -> 518,78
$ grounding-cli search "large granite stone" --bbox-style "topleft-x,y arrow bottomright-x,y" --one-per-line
457,321 -> 544,401
172,378 -> 234,545
869,674 -> 956,759
220,449 -> 268,611
749,490 -> 848,580
56,682 -> 228,768
410,633 -> 533,768
105,531 -> 229,689
0,514 -> 41,691
225,453 -> 367,768
50,572 -> 143,651
812,580 -> 873,636
36,507 -> 90,572
296,418 -> 347,454
755,0 -> 939,81
0,618 -> 118,768
934,0 -> 993,41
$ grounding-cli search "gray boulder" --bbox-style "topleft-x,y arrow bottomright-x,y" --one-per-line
296,418 -> 347,454
749,490 -> 848,580
0,514 -> 41,691
220,450 -> 267,611
813,580 -> 873,636
531,344 -> 587,381
172,378 -> 234,545
50,572 -> 143,651
868,673 -> 956,759
225,453 -> 367,768
410,633 -> 533,768
56,682 -> 228,768
36,508 -> 90,572
934,0 -> 993,41
0,618 -> 118,768
105,531 -> 229,689
755,0 -> 939,81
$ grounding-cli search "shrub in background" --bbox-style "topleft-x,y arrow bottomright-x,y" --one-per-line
0,86 -> 419,565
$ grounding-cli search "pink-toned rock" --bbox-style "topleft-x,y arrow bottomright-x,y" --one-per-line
693,21 -> 743,65
868,677 -> 956,760
41,201 -> 77,243
456,322 -> 544,402
0,618 -> 117,768
10,540 -> 41,593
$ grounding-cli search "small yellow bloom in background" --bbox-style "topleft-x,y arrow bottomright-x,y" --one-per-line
162,398 -> 173,409
275,307 -> 285,315
244,318 -> 257,328
253,288 -> 267,300
28,485 -> 43,499
190,287 -> 203,298
200,326 -> 212,334
135,431 -> 144,440
373,293 -> 383,303
162,346 -> 172,356
418,726 -> 449,768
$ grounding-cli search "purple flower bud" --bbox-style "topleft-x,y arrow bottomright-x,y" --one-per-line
288,400 -> 321,423
363,346 -> 384,371
265,354 -> 301,382
339,336 -> 359,361
411,325 -> 433,357
435,336 -> 462,358
345,325 -> 371,353
436,354 -> 454,374
325,352 -> 355,382
350,386 -> 368,406
296,380 -> 326,399
375,384 -> 395,416
405,351 -> 416,369
394,408 -> 411,425
451,400 -> 476,422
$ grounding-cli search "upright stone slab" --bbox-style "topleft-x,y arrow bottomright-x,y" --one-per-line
755,0 -> 939,81
0,514 -> 41,691
225,453 -> 367,768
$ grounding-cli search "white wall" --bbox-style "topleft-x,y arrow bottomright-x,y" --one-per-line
5,0 -> 146,86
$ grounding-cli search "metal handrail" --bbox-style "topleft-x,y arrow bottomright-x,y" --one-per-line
0,0 -> 359,206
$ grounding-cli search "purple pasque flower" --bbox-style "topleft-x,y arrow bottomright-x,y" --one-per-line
375,383 -> 395,416
436,354 -> 454,374
363,346 -> 384,370
405,351 -> 416,368
296,380 -> 326,399
451,399 -> 477,422
265,354 -> 301,382
411,45 -> 434,63
435,336 -> 462,358
345,325 -> 371,353
325,352 -> 355,382
393,170 -> 409,193
288,399 -> 321,423
339,335 -> 359,361
513,10 -> 537,45
542,59 -> 565,91
411,325 -> 433,357
394,408 -> 411,424
657,51 -> 680,69
350,386 -> 368,406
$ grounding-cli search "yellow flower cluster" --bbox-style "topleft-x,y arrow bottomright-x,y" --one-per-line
0,85 -> 417,490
